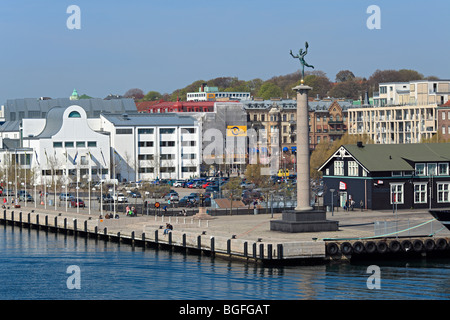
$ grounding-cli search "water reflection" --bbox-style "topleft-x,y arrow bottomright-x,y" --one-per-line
0,225 -> 449,299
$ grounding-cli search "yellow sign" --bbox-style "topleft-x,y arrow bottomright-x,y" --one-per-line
227,126 -> 247,136
207,93 -> 216,101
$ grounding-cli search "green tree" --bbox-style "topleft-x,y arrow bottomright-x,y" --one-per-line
222,177 -> 243,215
335,70 -> 355,82
257,83 -> 283,100
143,91 -> 162,101
301,74 -> 332,98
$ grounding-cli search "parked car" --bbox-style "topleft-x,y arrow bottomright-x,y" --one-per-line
113,193 -> 128,203
164,191 -> 179,201
129,190 -> 141,198
173,180 -> 185,188
98,194 -> 114,203
19,191 -> 34,202
59,193 -> 73,201
70,198 -> 85,208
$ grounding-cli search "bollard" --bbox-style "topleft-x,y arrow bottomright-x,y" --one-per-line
155,230 -> 158,244
45,215 -> 48,227
64,218 -> 67,230
11,211 -> 14,224
252,243 -> 257,259
227,239 -> 231,255
210,237 -> 215,253
36,214 -> 39,227
54,216 -> 58,228
84,220 -> 88,233
182,233 -> 186,248
277,244 -> 283,260
259,243 -> 264,260
244,242 -> 248,257
27,212 -> 31,224
73,219 -> 77,232
168,232 -> 172,246
197,235 -> 201,251
267,244 -> 273,260
19,211 -> 22,224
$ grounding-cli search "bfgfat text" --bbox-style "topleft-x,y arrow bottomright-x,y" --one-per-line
179,304 -> 270,317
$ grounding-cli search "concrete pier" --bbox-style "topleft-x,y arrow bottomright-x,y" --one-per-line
1,207 -> 450,264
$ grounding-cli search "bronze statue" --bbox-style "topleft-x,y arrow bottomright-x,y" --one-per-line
290,42 -> 314,82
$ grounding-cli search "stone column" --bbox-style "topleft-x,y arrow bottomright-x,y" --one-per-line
293,84 -> 313,211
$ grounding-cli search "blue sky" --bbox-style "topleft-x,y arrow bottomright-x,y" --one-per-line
0,0 -> 449,102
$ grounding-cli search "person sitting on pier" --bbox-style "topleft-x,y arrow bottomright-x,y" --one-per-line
163,223 -> 173,235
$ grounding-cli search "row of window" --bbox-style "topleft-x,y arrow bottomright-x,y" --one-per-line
332,161 -> 367,177
41,168 -> 109,176
391,182 -> 450,204
137,154 -> 196,161
138,166 -> 198,174
53,141 -> 97,148
330,161 -> 450,177
117,128 -> 196,135
415,163 -> 449,176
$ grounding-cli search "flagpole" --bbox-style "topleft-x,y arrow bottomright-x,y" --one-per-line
65,149 -> 68,212
88,151 -> 91,215
113,149 -> 116,217
25,152 -> 27,207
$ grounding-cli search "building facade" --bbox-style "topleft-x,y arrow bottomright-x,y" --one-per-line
373,80 -> 450,107
348,104 -> 437,144
187,84 -> 250,102
319,142 -> 450,210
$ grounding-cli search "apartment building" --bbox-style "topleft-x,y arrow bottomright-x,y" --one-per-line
348,104 -> 437,144
374,80 -> 450,107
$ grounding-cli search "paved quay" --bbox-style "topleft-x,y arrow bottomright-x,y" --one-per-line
7,203 -> 450,241
3,203 -> 450,262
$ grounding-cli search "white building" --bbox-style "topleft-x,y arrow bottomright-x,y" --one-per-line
24,105 -> 111,185
187,84 -> 250,102
99,112 -> 201,181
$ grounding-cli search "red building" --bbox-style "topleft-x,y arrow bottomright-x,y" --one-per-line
136,99 -> 218,113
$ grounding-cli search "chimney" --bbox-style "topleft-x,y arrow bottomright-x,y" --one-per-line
357,141 -> 363,148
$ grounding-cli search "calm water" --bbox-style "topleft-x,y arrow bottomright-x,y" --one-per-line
1,224 -> 450,300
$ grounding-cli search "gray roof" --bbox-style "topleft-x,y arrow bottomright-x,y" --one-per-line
4,97 -> 137,121
102,113 -> 197,127
0,121 -> 21,132
322,143 -> 450,172
35,107 -> 67,139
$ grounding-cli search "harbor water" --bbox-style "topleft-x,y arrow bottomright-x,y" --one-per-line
1,224 -> 449,300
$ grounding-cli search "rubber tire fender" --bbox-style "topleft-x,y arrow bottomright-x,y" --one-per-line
340,242 -> 353,255
389,240 -> 401,253
436,238 -> 447,250
364,241 -> 377,254
326,242 -> 339,255
424,239 -> 435,251
413,239 -> 424,252
401,240 -> 413,252
352,241 -> 364,254
376,241 -> 388,254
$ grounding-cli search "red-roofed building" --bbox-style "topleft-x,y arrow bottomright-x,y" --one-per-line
135,100 -> 162,113
136,99 -> 240,114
